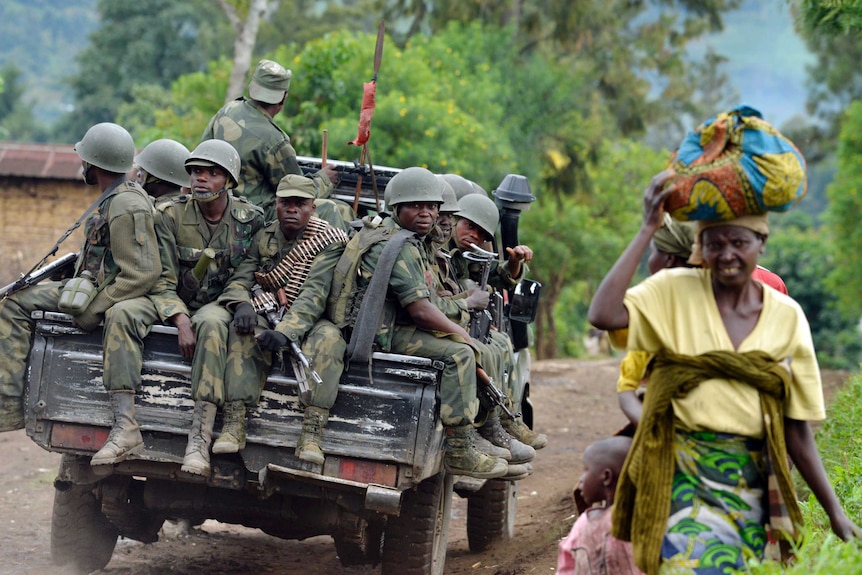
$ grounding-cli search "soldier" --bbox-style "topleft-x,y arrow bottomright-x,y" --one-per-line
440,173 -> 484,201
450,193 -> 549,451
133,138 -> 191,204
327,167 -> 508,479
0,123 -> 161,436
155,140 -> 265,474
201,59 -> 337,221
216,174 -> 349,463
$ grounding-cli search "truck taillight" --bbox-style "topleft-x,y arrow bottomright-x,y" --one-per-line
50,422 -> 109,451
328,457 -> 398,487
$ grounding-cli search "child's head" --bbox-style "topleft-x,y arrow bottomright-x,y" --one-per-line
577,435 -> 632,508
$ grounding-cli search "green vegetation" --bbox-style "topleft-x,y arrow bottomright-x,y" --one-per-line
749,374 -> 862,573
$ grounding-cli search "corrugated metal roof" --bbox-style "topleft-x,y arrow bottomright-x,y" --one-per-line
0,142 -> 82,180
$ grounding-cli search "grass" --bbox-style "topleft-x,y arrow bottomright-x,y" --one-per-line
748,373 -> 862,573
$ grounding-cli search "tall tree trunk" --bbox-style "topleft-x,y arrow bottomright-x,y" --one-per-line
217,0 -> 276,104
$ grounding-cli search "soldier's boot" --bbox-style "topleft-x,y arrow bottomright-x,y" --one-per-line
470,426 -> 512,460
91,391 -> 144,466
212,400 -> 246,454
0,395 -> 24,432
501,462 -> 533,482
502,413 -> 549,450
296,406 -> 328,465
443,425 -> 508,480
479,411 -> 535,465
181,401 -> 217,476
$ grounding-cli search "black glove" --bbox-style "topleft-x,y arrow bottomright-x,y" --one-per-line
233,302 -> 258,334
257,329 -> 288,351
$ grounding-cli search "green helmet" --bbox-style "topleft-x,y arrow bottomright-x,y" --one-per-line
75,122 -> 135,173
456,193 -> 499,239
441,173 -> 483,200
135,139 -> 191,188
436,175 -> 459,213
185,140 -> 241,188
386,166 -> 444,206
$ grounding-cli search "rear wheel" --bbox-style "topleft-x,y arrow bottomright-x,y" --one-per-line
51,481 -> 118,574
333,516 -> 383,566
466,479 -> 517,552
381,472 -> 453,575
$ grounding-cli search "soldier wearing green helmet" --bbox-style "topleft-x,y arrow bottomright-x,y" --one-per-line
450,192 -> 548,450
134,138 -> 191,203
326,166 -> 508,480
0,123 -> 162,450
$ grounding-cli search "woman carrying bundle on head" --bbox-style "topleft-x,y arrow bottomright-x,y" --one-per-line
588,106 -> 860,574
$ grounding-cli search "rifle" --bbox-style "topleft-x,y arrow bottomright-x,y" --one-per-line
476,367 -> 520,419
463,243 -> 497,343
0,252 -> 78,300
250,284 -> 317,404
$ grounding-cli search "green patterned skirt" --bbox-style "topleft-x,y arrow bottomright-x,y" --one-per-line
659,431 -> 767,575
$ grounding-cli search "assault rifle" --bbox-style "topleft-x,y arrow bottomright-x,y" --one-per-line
476,367 -> 520,419
0,252 -> 78,300
250,284 -> 318,404
464,243 -> 498,343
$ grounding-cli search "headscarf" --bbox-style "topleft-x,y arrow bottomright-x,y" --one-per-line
653,214 -> 696,260
687,213 -> 769,265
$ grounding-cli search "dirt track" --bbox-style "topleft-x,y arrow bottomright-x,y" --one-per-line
0,358 -> 849,574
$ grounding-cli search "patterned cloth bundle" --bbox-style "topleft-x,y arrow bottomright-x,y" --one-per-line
665,105 -> 807,221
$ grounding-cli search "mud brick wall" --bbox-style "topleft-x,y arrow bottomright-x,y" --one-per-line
0,179 -> 99,285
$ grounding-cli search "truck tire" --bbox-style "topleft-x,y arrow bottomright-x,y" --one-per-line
51,482 -> 119,574
334,518 -> 383,566
381,471 -> 453,575
466,479 -> 517,552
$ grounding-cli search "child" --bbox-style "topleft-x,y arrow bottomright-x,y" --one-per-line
556,436 -> 642,575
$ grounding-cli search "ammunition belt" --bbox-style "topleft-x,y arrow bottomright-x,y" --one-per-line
252,218 -> 348,313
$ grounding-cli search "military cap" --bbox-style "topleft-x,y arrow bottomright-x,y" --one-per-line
276,174 -> 317,199
249,59 -> 292,104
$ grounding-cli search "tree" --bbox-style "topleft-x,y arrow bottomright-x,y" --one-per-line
52,0 -> 228,143
216,0 -> 280,103
796,0 -> 862,36
823,101 -> 862,318
0,62 -> 47,142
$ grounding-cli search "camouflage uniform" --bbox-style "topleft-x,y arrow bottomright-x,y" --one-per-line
0,178 -> 160,398
219,217 -> 348,407
334,216 -> 480,427
127,193 -> 266,403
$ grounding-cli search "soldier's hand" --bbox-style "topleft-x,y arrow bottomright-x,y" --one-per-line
233,303 -> 257,334
321,164 -> 340,186
172,313 -> 196,359
505,245 -> 533,264
257,329 -> 288,351
465,287 -> 490,311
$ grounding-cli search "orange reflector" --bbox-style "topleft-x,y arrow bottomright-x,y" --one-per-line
50,422 -> 110,451
334,457 -> 397,487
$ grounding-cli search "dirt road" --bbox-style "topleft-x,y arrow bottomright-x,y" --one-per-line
0,359 -> 849,574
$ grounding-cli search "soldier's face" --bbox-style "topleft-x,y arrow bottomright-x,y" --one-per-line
455,218 -> 489,250
277,196 -> 315,239
190,165 -> 229,202
397,202 -> 440,237
436,213 -> 454,241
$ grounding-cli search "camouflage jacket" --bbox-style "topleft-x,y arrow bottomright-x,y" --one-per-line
219,217 -> 347,343
352,217 -> 436,351
201,97 -> 302,219
423,235 -> 470,327
76,177 -> 161,321
151,193 -> 265,320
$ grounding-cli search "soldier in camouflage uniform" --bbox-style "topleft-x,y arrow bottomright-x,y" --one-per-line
449,193 -> 548,450
327,167 -> 508,480
217,174 -> 348,464
133,138 -> 191,204
156,140 -> 265,474
201,59 -> 337,221
0,123 -> 161,439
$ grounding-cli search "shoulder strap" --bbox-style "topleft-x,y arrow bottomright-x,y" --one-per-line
346,228 -> 416,370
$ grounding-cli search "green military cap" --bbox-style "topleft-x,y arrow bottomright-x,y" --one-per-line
249,59 -> 292,104
276,174 -> 317,199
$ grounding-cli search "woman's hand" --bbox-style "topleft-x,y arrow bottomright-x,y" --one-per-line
642,168 -> 676,233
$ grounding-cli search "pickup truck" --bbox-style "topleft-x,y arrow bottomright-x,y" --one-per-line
22,158 -> 539,575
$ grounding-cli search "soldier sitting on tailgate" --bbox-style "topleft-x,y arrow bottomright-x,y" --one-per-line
217,174 -> 348,464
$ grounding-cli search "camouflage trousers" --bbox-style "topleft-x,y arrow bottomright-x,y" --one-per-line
390,325 -> 479,427
0,282 -> 63,398
103,299 -> 230,405
486,330 -> 521,404
226,315 -> 346,408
